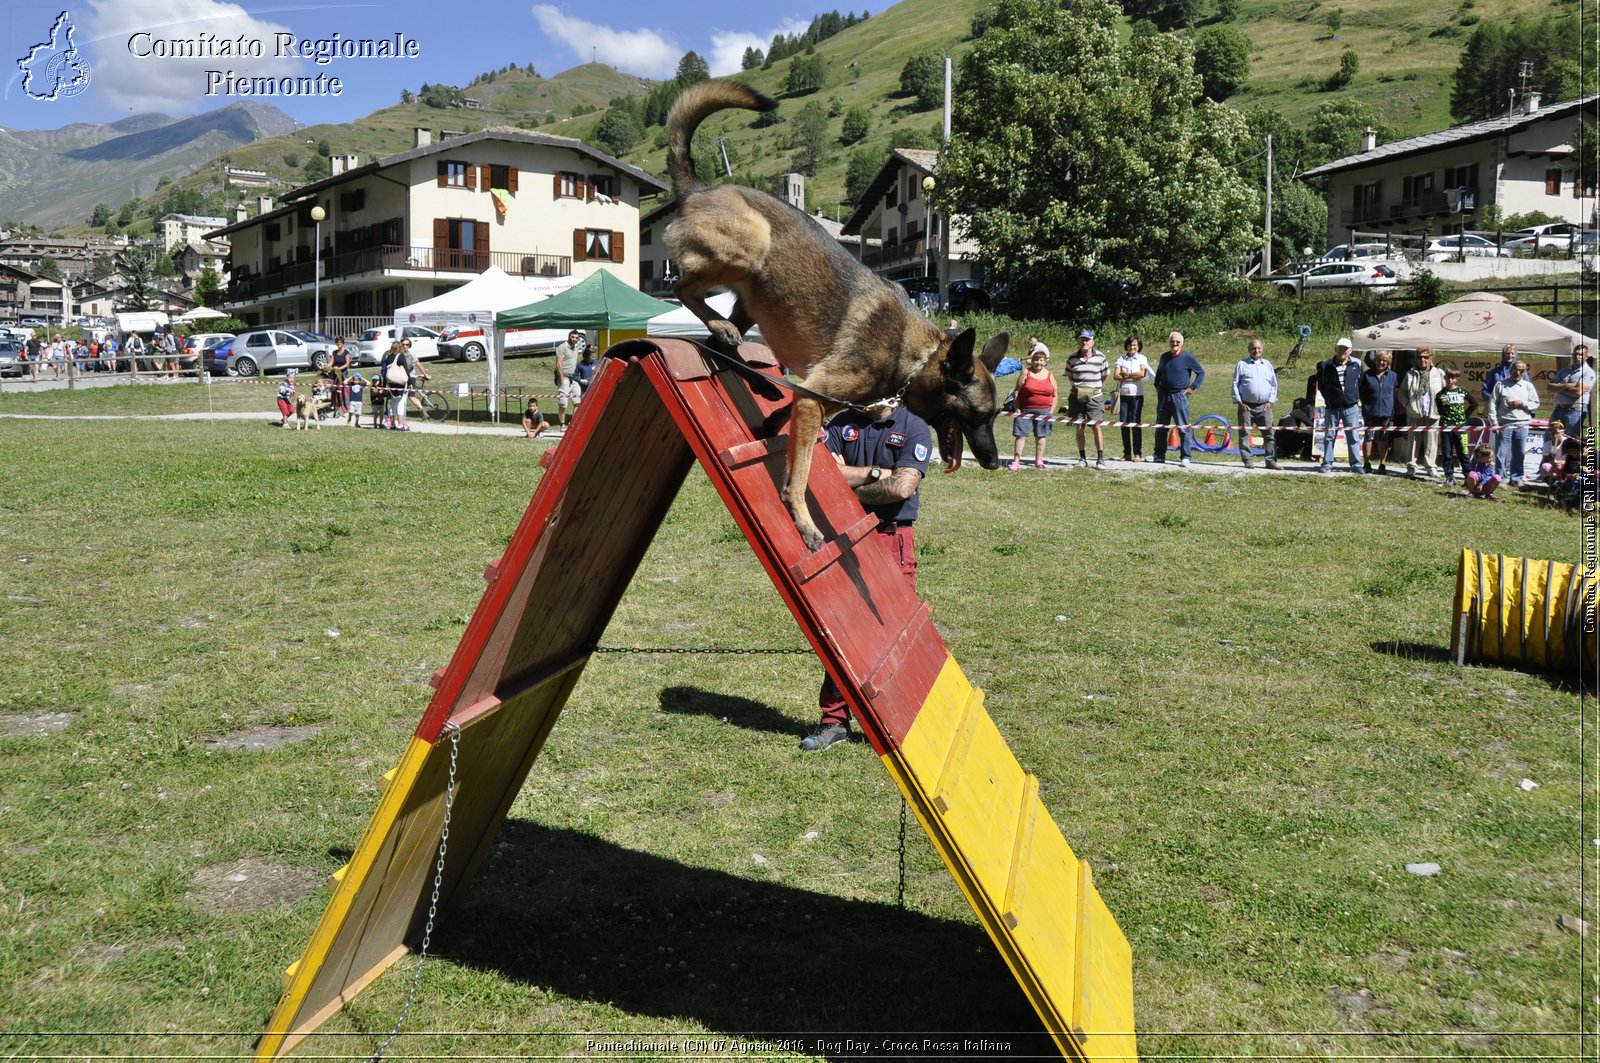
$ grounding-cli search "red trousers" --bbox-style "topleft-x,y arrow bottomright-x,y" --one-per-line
818,524 -> 917,725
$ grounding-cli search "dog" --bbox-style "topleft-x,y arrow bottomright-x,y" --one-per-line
293,389 -> 324,430
663,79 -> 1008,552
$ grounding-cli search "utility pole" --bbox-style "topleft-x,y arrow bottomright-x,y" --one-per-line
716,134 -> 732,177
1263,134 -> 1273,277
938,56 -> 952,313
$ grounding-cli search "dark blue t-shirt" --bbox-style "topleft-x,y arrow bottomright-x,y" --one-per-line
824,407 -> 932,524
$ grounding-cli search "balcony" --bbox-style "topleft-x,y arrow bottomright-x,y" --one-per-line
1340,188 -> 1479,226
225,245 -> 572,303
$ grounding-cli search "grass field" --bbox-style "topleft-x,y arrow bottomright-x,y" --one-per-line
0,347 -> 1591,1059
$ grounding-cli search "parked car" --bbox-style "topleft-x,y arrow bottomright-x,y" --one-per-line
356,325 -> 441,365
224,329 -> 330,377
183,332 -> 234,361
0,337 -> 24,377
1423,234 -> 1510,260
204,338 -> 235,376
946,279 -> 991,313
1574,230 -> 1600,255
896,277 -> 940,313
1321,243 -> 1399,261
1509,222 -> 1581,249
18,316 -> 45,329
1276,261 -> 1399,296
438,325 -> 568,362
290,330 -> 338,363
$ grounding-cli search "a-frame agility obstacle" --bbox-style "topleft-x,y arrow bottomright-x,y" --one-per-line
255,338 -> 1136,1061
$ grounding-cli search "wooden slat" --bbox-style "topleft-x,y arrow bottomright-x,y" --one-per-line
932,685 -> 983,814
1001,774 -> 1039,930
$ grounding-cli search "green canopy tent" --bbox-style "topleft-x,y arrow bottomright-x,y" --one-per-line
492,271 -> 678,421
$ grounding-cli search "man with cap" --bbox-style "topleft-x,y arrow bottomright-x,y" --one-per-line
1152,331 -> 1205,467
1064,329 -> 1110,467
1316,338 -> 1365,473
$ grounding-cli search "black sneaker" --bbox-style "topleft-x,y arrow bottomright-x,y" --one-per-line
800,722 -> 852,751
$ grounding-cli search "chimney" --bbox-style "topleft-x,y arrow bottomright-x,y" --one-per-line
414,127 -> 432,148
1362,127 -> 1377,152
1523,91 -> 1542,115
257,194 -> 274,215
235,204 -> 247,223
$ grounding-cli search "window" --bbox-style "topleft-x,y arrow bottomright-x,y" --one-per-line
589,174 -> 617,201
439,161 -> 472,188
572,228 -> 625,263
1402,172 -> 1433,204
434,217 -> 487,270
487,164 -> 518,192
339,189 -> 365,212
556,171 -> 584,198
1546,168 -> 1563,196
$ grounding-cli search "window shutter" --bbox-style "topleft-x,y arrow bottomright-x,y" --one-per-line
437,161 -> 449,187
610,231 -> 624,263
554,173 -> 562,197
434,218 -> 449,248
474,222 -> 489,254
578,176 -> 589,201
573,228 -> 586,262
507,167 -> 519,193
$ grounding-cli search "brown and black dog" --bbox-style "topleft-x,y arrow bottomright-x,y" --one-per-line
664,80 -> 1008,551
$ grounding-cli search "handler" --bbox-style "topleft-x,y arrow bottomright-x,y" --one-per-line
801,402 -> 931,752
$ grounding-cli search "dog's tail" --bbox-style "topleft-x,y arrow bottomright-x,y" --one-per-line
666,80 -> 776,198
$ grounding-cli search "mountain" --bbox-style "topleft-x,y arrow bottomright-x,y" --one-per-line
0,102 -> 299,228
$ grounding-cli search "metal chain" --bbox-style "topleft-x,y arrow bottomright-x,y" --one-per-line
368,720 -> 460,1062
897,796 -> 908,910
593,644 -> 811,656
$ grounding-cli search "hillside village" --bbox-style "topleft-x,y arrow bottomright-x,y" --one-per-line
0,0 -> 1591,332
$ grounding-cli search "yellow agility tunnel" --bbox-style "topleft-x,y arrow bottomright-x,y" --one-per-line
1452,549 -> 1598,672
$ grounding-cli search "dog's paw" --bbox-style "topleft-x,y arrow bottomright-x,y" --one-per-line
798,522 -> 826,552
708,321 -> 744,351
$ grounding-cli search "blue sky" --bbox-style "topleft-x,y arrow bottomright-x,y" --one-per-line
2,0 -> 876,130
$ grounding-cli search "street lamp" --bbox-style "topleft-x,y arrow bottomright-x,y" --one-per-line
922,174 -> 947,312
310,204 -> 326,334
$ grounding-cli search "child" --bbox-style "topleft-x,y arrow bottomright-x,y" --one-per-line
346,372 -> 366,427
1434,368 -> 1476,486
313,369 -> 336,421
1463,443 -> 1502,500
1535,419 -> 1569,483
276,370 -> 298,428
521,397 -> 550,439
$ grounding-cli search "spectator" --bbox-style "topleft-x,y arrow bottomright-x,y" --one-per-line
553,330 -> 586,428
23,334 -> 40,381
1231,335 -> 1279,470
521,397 -> 551,438
125,332 -> 146,375
1434,367 -> 1477,486
1153,331 -> 1205,468
1008,346 -> 1057,470
1358,350 -> 1396,474
1276,397 -> 1315,461
1398,347 -> 1445,480
1549,343 -> 1592,438
1489,359 -> 1540,486
1544,437 -> 1584,511
379,341 -> 413,430
276,370 -> 298,428
400,338 -> 431,422
1536,419 -> 1569,482
345,371 -> 367,427
1463,443 -> 1503,500
1482,344 -> 1517,404
73,338 -> 89,376
1316,338 -> 1365,474
573,346 -> 600,395
1114,335 -> 1151,462
329,338 -> 352,413
1064,329 -> 1109,468
48,335 -> 66,380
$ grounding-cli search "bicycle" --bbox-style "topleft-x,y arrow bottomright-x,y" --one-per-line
412,387 -> 450,421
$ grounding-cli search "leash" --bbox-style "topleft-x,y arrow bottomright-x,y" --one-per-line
692,340 -> 929,413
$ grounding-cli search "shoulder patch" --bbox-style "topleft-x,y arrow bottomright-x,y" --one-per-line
841,425 -> 860,442
913,443 -> 929,462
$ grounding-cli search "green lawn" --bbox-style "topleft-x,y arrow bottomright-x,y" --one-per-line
0,374 -> 1589,1059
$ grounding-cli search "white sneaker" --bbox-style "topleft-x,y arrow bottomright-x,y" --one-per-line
1180,457 -> 1191,468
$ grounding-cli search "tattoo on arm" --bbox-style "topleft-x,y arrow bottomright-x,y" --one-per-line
855,466 -> 922,506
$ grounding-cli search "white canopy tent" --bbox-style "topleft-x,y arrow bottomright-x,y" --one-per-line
173,306 -> 227,325
1355,291 -> 1595,355
393,267 -> 581,416
644,293 -> 740,339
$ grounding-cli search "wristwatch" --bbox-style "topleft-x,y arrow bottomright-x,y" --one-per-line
868,466 -> 884,482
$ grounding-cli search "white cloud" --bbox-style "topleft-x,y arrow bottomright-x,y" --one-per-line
82,0 -> 305,114
706,18 -> 809,77
530,5 -> 680,80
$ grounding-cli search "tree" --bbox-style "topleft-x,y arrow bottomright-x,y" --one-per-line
889,127 -> 938,150
787,53 -> 827,95
938,0 -> 1259,319
36,255 -> 61,281
316,138 -> 332,157
89,202 -> 111,227
899,51 -> 942,111
742,47 -> 764,70
92,253 -> 115,280
840,105 -> 871,144
1326,50 -> 1359,90
1265,180 -> 1328,272
1325,9 -> 1343,36
789,101 -> 830,176
1302,99 -> 1391,168
196,265 -> 222,307
1215,0 -> 1240,22
120,247 -> 158,312
844,147 -> 879,205
1192,25 -> 1251,101
676,51 -> 710,85
303,155 -> 329,180
595,106 -> 643,154
400,88 -> 414,104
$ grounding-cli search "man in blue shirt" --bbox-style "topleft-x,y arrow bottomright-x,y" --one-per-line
1152,331 -> 1205,467
801,403 -> 932,752
1317,339 -> 1365,473
1231,336 -> 1279,469
1550,343 -> 1593,437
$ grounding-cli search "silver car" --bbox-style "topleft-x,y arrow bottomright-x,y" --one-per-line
226,329 -> 333,377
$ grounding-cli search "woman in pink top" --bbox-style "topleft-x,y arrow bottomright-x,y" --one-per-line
1008,347 -> 1058,470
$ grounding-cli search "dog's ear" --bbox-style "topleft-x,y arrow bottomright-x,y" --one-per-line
979,332 -> 1010,373
944,328 -> 978,377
